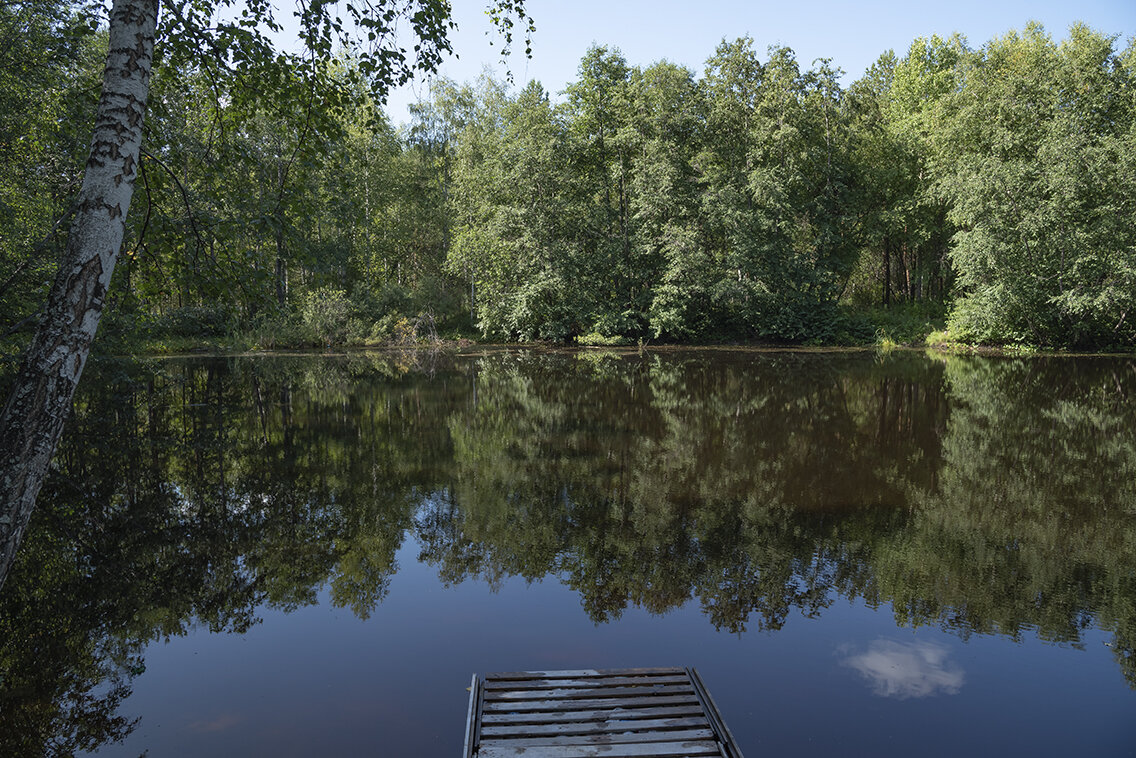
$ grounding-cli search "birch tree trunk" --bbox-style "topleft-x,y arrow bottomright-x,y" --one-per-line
0,0 -> 159,590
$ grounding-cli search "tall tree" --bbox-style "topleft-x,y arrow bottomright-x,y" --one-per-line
938,24 -> 1136,347
0,1 -> 99,342
699,39 -> 858,340
0,0 -> 532,591
885,34 -> 963,304
448,77 -> 571,339
846,35 -> 963,307
551,45 -> 639,337
626,61 -> 703,339
846,49 -> 902,306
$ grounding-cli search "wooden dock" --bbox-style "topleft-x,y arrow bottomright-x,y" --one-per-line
463,667 -> 744,757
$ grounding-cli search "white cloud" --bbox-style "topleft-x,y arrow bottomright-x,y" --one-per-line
842,639 -> 965,699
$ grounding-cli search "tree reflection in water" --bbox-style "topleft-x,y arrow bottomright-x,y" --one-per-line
1,349 -> 1134,754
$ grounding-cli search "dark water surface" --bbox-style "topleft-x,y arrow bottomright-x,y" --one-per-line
2,348 -> 1135,756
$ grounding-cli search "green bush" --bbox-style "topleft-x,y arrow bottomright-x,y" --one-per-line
945,290 -> 1017,346
246,313 -> 310,349
858,303 -> 947,347
153,305 -> 233,338
349,283 -> 412,323
576,332 -> 632,346
301,287 -> 352,345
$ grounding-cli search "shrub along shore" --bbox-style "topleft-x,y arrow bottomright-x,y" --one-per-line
89,301 -> 1086,357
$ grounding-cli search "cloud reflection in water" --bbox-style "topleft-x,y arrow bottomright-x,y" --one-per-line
841,639 -> 965,699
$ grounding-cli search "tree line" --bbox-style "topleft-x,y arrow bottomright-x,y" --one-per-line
1,9 -> 1133,354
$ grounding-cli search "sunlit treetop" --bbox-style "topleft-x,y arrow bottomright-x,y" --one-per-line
76,0 -> 532,103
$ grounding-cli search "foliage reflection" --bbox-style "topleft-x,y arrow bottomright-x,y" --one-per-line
1,349 -> 1134,754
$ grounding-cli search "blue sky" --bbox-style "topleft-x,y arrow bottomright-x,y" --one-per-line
381,0 -> 1136,125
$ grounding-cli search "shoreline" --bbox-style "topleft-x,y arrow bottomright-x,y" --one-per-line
100,340 -> 1136,361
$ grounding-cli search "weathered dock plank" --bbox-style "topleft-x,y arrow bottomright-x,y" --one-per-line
485,684 -> 696,701
488,727 -> 718,747
464,667 -> 744,758
480,704 -> 706,725
483,674 -> 691,690
486,667 -> 683,680
481,716 -> 711,738
476,742 -> 724,757
481,694 -> 701,712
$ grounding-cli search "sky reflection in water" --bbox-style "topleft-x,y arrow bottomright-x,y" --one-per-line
841,639 -> 965,699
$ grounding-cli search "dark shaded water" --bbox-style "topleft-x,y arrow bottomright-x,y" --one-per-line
2,348 -> 1135,756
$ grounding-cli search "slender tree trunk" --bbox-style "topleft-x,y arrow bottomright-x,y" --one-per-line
902,240 -> 912,302
620,152 -> 629,261
469,263 -> 476,324
882,235 -> 891,307
0,0 -> 159,591
275,230 -> 288,308
274,161 -> 288,308
441,148 -> 451,260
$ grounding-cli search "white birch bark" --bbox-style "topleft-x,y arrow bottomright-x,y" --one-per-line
0,0 -> 159,589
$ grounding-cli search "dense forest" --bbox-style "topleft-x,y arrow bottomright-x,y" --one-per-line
2,4 -> 1134,352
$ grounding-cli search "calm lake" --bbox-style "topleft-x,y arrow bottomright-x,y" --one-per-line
2,348 -> 1135,756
